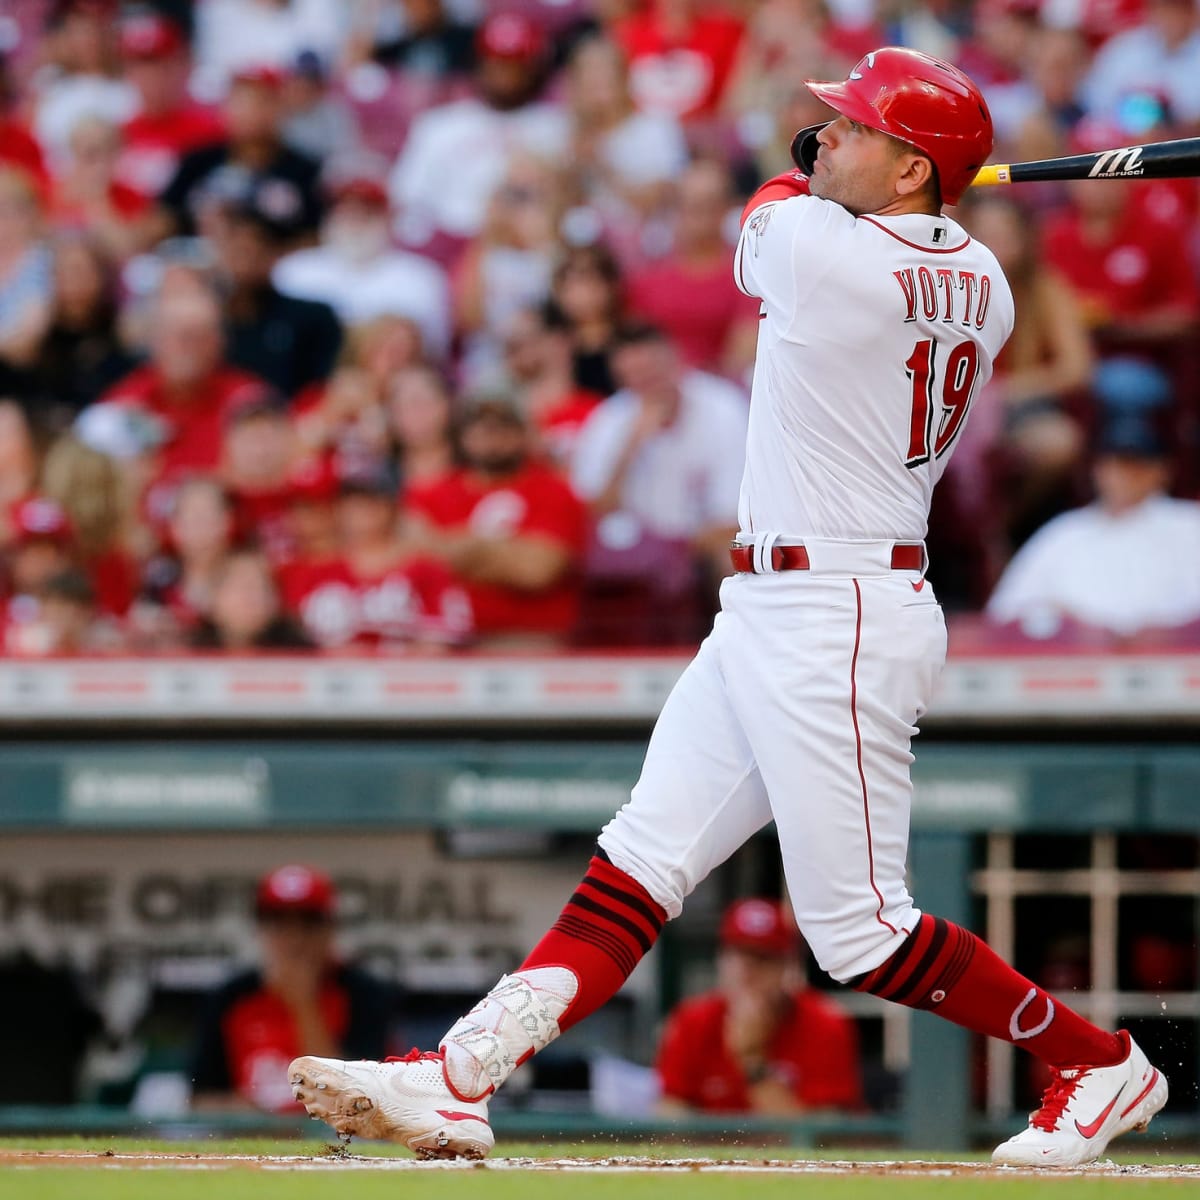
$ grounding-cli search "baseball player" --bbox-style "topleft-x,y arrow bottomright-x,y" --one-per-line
289,48 -> 1168,1167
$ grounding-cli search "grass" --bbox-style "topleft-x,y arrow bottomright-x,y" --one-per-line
2,1138 -> 1197,1200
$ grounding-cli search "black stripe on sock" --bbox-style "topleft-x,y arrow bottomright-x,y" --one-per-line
581,874 -> 665,933
858,920 -> 926,997
567,891 -> 655,956
890,918 -> 951,1006
555,914 -> 637,975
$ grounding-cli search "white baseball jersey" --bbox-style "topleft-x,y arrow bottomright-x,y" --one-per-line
733,194 -> 1015,541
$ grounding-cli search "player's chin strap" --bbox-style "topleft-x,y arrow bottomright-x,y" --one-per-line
750,531 -> 782,576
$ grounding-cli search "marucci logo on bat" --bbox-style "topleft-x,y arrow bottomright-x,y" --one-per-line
1088,146 -> 1145,178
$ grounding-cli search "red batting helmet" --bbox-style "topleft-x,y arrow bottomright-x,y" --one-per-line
790,47 -> 993,205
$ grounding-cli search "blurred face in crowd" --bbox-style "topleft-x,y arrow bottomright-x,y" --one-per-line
322,195 -> 390,265
287,494 -> 337,555
68,114 -> 121,174
568,37 -> 629,124
124,50 -> 189,115
225,78 -> 283,145
553,248 -> 621,326
504,308 -> 554,381
960,197 -> 1032,283
0,168 -> 41,259
257,908 -> 335,983
210,551 -> 282,646
1029,28 -> 1087,109
460,407 -> 528,476
479,55 -> 541,111
401,0 -> 445,34
355,316 -> 426,386
224,409 -> 295,490
1150,0 -> 1197,46
53,235 -> 109,326
716,946 -> 793,1005
11,539 -> 71,597
1067,173 -> 1132,219
674,159 -> 733,252
389,366 -> 453,450
169,479 -> 234,562
613,335 -> 680,403
152,291 -> 225,388
54,7 -> 114,74
488,155 -> 560,249
337,490 -> 396,548
213,213 -> 280,288
1093,454 -> 1169,515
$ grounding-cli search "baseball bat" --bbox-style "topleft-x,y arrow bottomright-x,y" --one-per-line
971,136 -> 1200,187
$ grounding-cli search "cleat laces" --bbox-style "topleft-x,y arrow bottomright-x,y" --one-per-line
1030,1068 -> 1087,1132
385,1048 -> 445,1064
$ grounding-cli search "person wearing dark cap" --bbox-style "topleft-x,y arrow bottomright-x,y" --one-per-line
209,175 -> 343,398
388,11 -> 569,255
655,899 -> 864,1114
189,865 -> 392,1112
151,63 -> 323,245
987,414 -> 1200,640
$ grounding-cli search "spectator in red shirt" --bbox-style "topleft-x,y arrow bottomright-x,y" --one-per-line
502,301 -> 602,471
116,10 -> 224,202
189,865 -> 393,1113
101,284 -> 270,482
407,388 -> 588,647
287,467 -> 473,651
628,157 -> 760,379
615,0 -> 746,122
656,898 -> 864,1115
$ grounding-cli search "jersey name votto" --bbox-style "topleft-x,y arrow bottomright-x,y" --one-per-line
893,266 -> 994,330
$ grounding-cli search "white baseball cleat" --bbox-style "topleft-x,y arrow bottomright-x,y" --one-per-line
992,1031 -> 1168,1167
289,1049 -> 493,1159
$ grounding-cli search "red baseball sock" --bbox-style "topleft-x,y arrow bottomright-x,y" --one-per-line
852,914 -> 1124,1068
519,851 -> 666,1034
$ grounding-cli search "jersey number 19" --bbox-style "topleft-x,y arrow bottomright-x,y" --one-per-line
904,338 -> 980,468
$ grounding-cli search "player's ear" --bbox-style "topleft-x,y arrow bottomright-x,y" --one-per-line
894,152 -> 935,201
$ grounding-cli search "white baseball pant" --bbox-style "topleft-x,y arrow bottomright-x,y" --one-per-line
598,539 -> 947,982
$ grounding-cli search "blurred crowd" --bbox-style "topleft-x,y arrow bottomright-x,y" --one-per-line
3,0 -> 1200,656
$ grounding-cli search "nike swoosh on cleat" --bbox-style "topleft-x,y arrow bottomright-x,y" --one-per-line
436,1110 -> 490,1126
1120,1070 -> 1160,1119
1074,1083 -> 1126,1139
